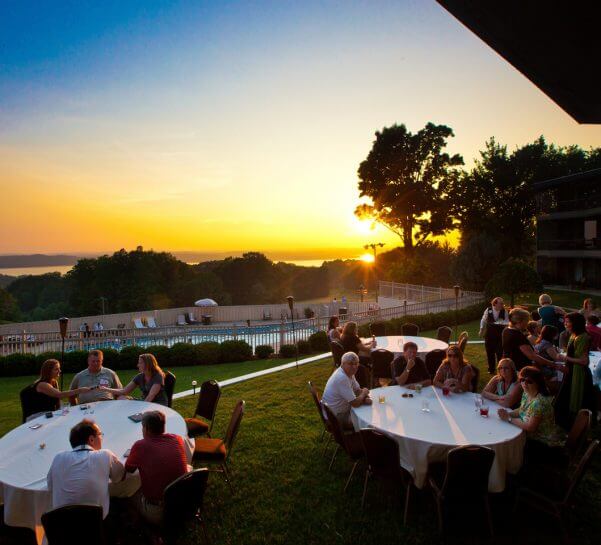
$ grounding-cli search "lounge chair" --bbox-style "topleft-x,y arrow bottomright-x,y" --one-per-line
133,318 -> 146,329
177,314 -> 187,326
146,317 -> 158,328
186,312 -> 201,325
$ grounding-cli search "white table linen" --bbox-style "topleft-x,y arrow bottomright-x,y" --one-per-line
589,351 -> 601,386
368,335 -> 448,358
351,385 -> 525,492
0,400 -> 193,543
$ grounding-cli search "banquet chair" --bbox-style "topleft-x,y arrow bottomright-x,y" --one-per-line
401,323 -> 419,336
457,331 -> 468,354
161,469 -> 210,545
436,326 -> 452,344
370,349 -> 394,387
192,400 -> 245,493
469,364 -> 480,393
164,371 -> 176,408
425,349 -> 446,378
369,322 -> 386,336
355,364 -> 371,389
359,429 -> 413,522
42,504 -> 105,545
428,445 -> 495,536
330,340 -> 345,367
186,380 -> 221,438
562,409 -> 592,467
19,384 -> 48,423
514,440 -> 599,542
307,382 -> 333,453
323,404 -> 364,492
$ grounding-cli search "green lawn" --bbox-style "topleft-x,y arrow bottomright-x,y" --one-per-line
514,289 -> 598,311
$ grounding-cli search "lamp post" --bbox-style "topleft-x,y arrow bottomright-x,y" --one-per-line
287,296 -> 298,370
99,296 -> 107,315
358,284 -> 366,303
58,317 -> 69,390
453,285 -> 461,343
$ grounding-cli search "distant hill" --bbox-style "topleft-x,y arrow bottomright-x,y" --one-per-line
0,273 -> 15,288
0,254 -> 80,268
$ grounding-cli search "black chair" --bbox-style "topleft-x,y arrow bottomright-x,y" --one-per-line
428,445 -> 495,536
469,364 -> 480,393
42,504 -> 105,545
425,349 -> 445,378
369,322 -> 386,336
186,380 -> 221,438
370,349 -> 394,387
19,384 -> 39,423
162,469 -> 210,544
164,371 -> 176,408
330,340 -> 345,367
355,364 -> 371,389
401,323 -> 419,336
307,381 -> 333,453
359,429 -> 413,522
436,326 -> 452,344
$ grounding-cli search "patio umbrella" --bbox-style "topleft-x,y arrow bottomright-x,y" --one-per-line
194,298 -> 218,307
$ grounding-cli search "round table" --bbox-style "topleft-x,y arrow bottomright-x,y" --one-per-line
351,385 -> 525,492
369,335 -> 448,358
0,400 -> 193,544
589,351 -> 601,387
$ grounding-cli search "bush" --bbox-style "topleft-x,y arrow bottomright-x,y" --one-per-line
0,353 -> 38,377
308,330 -> 329,352
296,339 -> 312,355
118,345 -> 145,370
279,344 -> 297,358
63,351 -> 89,373
485,258 -> 543,307
169,342 -> 199,367
255,344 -> 275,359
195,341 -> 221,365
143,345 -> 171,368
100,348 -> 120,371
220,340 -> 253,363
304,307 -> 315,319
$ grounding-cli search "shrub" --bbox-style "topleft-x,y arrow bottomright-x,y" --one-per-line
169,343 -> 199,367
308,330 -> 329,352
296,339 -> 312,355
255,344 -> 275,359
63,351 -> 89,373
35,351 -> 62,367
143,345 -> 171,367
195,341 -> 221,365
118,345 -> 145,370
485,258 -> 543,307
220,340 -> 253,363
304,307 -> 315,319
279,344 -> 297,358
101,348 -> 120,371
0,353 -> 38,377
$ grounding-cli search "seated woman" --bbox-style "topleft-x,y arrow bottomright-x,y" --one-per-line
481,358 -> 522,408
102,353 -> 168,406
327,316 -> 342,343
498,366 -> 565,457
340,321 -> 376,365
433,346 -> 473,393
526,320 -> 541,346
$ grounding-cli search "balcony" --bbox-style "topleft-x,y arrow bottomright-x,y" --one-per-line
537,238 -> 601,251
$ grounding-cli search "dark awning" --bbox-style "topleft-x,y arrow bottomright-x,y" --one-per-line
436,1 -> 601,124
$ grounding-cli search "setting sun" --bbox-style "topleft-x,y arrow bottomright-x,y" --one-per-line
360,253 -> 375,263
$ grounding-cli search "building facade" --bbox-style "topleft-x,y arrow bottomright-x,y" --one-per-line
534,168 -> 601,288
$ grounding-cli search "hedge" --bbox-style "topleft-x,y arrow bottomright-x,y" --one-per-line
255,345 -> 275,359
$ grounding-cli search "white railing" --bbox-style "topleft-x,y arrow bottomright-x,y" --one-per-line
378,280 -> 482,303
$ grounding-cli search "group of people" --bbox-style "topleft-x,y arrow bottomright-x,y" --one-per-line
28,349 -> 170,417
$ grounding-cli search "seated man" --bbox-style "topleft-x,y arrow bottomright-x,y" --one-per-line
392,341 -> 432,389
70,349 -> 123,404
47,419 -> 124,519
322,351 -> 372,428
125,411 -> 188,525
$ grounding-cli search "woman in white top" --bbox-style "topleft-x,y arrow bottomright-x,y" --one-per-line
481,358 -> 522,408
327,316 -> 342,343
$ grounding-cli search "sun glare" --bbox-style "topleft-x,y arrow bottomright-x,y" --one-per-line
352,217 -> 375,235
360,253 -> 375,263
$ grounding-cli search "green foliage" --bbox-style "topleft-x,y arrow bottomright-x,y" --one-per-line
0,353 -> 39,377
385,241 -> 455,287
168,343 -> 198,367
117,345 -> 145,371
303,307 -> 315,319
296,339 -> 312,355
356,122 -> 463,249
452,232 -> 503,290
143,345 -> 171,367
255,344 -> 275,359
195,342 -> 221,365
219,340 -> 253,363
279,344 -> 297,358
0,287 -> 20,321
308,330 -> 330,352
485,258 -> 543,307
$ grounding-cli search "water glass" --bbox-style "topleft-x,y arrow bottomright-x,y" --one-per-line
421,399 -> 430,412
378,395 -> 386,404
474,394 -> 483,412
60,400 -> 70,415
415,383 -> 423,394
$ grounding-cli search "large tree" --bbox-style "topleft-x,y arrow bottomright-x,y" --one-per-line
356,123 -> 464,249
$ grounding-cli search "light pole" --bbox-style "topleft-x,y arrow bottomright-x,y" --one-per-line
363,242 -> 385,299
287,296 -> 298,370
99,297 -> 107,315
58,317 -> 69,390
453,285 -> 461,343
357,284 -> 366,302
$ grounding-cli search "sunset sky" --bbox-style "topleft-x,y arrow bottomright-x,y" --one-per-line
2,0 -> 600,258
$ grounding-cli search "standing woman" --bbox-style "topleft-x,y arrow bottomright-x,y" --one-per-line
102,353 -> 168,406
479,297 -> 509,374
555,312 -> 596,429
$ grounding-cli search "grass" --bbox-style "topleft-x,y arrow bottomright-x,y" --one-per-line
513,289 -> 598,310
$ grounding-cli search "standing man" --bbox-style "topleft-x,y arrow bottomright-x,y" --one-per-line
479,297 -> 509,375
322,352 -> 372,428
69,349 -> 123,404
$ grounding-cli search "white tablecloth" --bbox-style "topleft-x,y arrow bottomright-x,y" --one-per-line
0,400 -> 193,543
590,351 -> 601,387
368,335 -> 448,358
351,386 -> 525,492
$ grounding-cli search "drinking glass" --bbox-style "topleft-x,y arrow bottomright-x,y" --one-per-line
474,394 -> 483,412
480,405 -> 489,417
421,399 -> 430,412
378,395 -> 386,404
60,400 -> 70,415
415,383 -> 423,394
442,386 -> 450,396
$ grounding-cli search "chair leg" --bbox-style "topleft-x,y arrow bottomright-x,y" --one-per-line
361,469 -> 370,509
221,462 -> 234,494
344,461 -> 359,492
403,483 -> 411,526
328,445 -> 339,471
436,497 -> 444,536
484,496 -> 494,537
322,434 -> 332,456
319,428 -> 326,442
196,514 -> 211,545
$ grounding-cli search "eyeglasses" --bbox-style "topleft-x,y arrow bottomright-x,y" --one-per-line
519,378 -> 533,385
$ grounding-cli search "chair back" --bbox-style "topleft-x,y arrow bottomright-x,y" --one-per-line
163,469 -> 209,530
42,504 -> 105,545
469,364 -> 480,393
223,400 -> 245,460
359,428 -> 404,481
330,340 -> 345,367
401,323 -> 419,336
436,326 -> 452,344
457,331 -> 468,353
322,403 -> 347,448
307,381 -> 329,430
194,380 -> 221,429
20,383 -> 39,423
164,371 -> 176,408
425,349 -> 445,378
369,322 -> 386,336
562,440 -> 599,504
355,364 -> 371,389
371,349 -> 394,381
565,409 -> 592,462
441,445 -> 495,498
